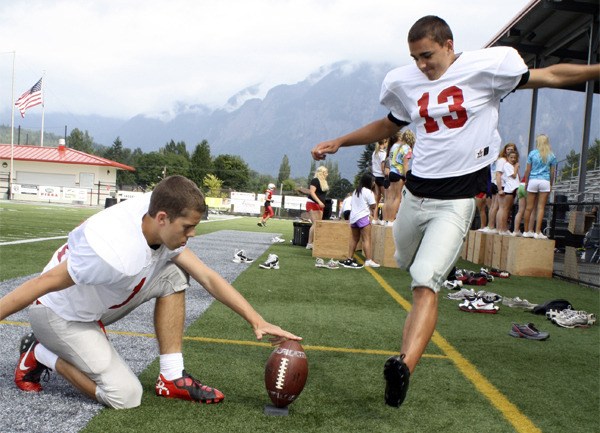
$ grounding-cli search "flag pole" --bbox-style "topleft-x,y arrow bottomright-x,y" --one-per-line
40,71 -> 45,147
9,51 -> 16,200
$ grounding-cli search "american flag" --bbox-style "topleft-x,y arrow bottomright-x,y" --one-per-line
15,77 -> 43,118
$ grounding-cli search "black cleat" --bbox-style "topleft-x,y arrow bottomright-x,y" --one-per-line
384,354 -> 410,407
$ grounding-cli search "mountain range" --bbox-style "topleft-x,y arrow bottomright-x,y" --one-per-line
3,61 -> 598,179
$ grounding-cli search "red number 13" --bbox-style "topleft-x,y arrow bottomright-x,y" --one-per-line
417,86 -> 468,133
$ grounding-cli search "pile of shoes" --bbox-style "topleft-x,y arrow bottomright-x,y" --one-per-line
481,267 -> 511,279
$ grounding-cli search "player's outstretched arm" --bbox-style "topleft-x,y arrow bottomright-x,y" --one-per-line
523,63 -> 600,90
311,116 -> 400,161
172,249 -> 302,341
0,261 -> 74,320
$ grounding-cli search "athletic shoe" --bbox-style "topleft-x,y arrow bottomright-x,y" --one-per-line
499,230 -> 511,236
315,258 -> 339,269
508,323 -> 550,340
155,370 -> 224,404
545,308 -> 564,321
502,297 -> 537,310
305,243 -> 313,250
259,254 -> 279,270
257,222 -> 264,227
553,309 -> 596,328
465,275 -> 487,286
475,270 -> 494,283
384,221 -> 394,227
271,236 -> 285,243
340,258 -> 363,269
481,267 -> 511,278
523,231 -> 534,238
233,249 -> 254,263
459,297 -> 499,314
512,231 -> 522,237
534,233 -> 548,240
364,259 -> 380,268
15,333 -> 50,392
454,269 -> 470,282
476,290 -> 502,303
477,227 -> 498,234
446,288 -> 476,301
443,280 -> 463,290
383,354 -> 410,407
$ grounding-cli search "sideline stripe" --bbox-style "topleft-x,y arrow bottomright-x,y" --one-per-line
0,320 -> 447,359
0,235 -> 67,246
363,265 -> 542,433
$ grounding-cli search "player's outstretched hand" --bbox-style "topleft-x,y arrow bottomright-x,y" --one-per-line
311,139 -> 341,160
253,319 -> 302,343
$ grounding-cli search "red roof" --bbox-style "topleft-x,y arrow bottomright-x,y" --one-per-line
0,144 -> 135,171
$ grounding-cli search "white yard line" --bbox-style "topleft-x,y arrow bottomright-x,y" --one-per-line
0,236 -> 68,246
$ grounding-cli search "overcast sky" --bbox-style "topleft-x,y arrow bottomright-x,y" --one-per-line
0,0 -> 532,120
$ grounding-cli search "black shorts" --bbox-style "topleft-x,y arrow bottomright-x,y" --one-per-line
374,176 -> 385,187
490,183 -> 498,196
389,172 -> 405,183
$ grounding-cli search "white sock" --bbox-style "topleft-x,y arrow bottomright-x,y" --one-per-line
34,343 -> 58,370
159,353 -> 184,380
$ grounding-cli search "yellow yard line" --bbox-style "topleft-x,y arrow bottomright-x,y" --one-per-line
1,319 -> 445,359
363,264 -> 542,433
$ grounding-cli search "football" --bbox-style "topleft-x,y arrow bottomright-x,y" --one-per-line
264,340 -> 308,408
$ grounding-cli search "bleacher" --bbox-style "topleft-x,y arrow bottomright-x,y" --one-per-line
552,168 -> 600,202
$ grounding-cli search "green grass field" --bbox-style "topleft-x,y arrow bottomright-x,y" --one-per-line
1,202 -> 598,433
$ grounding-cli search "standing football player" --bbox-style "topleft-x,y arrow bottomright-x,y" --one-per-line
0,175 -> 300,409
311,15 -> 599,407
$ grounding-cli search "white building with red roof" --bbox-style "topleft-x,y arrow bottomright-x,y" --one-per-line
0,143 -> 135,205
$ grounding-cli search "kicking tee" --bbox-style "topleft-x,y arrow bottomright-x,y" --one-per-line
380,46 -> 527,197
39,193 -> 185,322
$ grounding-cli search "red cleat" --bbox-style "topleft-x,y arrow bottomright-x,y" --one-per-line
15,333 -> 50,392
155,370 -> 224,404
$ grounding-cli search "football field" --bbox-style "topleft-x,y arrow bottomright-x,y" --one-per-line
0,203 -> 598,433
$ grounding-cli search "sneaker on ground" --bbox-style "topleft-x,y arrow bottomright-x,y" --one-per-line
383,354 -> 410,407
259,254 -> 280,270
476,290 -> 502,303
305,243 -> 313,250
522,231 -> 535,238
454,269 -> 471,282
271,236 -> 285,243
508,323 -> 550,340
257,222 -> 264,227
502,297 -> 537,310
15,332 -> 50,392
233,249 -> 254,263
446,288 -> 476,300
465,275 -> 487,286
364,259 -> 380,268
553,309 -> 595,328
340,258 -> 363,269
481,267 -> 511,278
474,270 -> 494,282
155,370 -> 224,404
315,258 -> 339,269
459,297 -> 499,314
534,232 -> 548,240
443,280 -> 463,290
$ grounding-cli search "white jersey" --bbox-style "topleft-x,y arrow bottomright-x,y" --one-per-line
349,188 -> 376,224
39,193 -> 185,322
380,47 -> 527,179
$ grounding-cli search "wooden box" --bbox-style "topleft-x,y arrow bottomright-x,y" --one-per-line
505,236 -> 555,277
312,220 -> 356,260
466,230 -> 476,262
471,231 -> 489,265
484,233 -> 495,267
491,235 -> 509,270
371,224 -> 398,268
